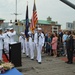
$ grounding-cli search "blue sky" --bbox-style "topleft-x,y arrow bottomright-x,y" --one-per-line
0,0 -> 75,29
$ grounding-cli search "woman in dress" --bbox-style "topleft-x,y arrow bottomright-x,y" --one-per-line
46,32 -> 52,55
51,32 -> 58,57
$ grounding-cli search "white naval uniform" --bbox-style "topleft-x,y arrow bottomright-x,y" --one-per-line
7,31 -> 16,43
25,38 -> 29,57
28,35 -> 34,59
4,31 -> 10,51
19,35 -> 25,53
32,34 -> 36,52
34,32 -> 45,63
0,34 -> 5,60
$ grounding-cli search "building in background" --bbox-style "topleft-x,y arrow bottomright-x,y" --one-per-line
66,22 -> 73,30
66,21 -> 75,30
22,17 -> 61,34
73,21 -> 75,30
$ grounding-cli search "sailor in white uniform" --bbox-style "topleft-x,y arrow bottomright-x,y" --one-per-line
7,28 -> 16,43
28,31 -> 34,60
19,32 -> 25,54
0,28 -> 6,60
34,28 -> 45,64
4,28 -> 10,52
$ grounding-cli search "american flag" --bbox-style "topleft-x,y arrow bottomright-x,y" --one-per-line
30,0 -> 38,33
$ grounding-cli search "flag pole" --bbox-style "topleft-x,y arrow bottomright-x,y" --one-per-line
25,1 -> 29,39
24,1 -> 28,34
15,0 -> 17,20
15,0 -> 19,41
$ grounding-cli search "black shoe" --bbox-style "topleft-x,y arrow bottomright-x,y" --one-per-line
38,62 -> 41,64
67,62 -> 73,64
31,59 -> 34,60
26,56 -> 29,57
23,53 -> 25,54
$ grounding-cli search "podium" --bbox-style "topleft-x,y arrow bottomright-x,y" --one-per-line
9,42 -> 22,67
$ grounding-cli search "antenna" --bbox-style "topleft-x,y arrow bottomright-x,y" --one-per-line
11,0 -> 22,22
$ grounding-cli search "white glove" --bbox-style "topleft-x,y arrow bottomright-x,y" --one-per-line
42,43 -> 44,47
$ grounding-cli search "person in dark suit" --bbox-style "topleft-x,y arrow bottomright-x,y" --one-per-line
66,31 -> 74,64
58,30 -> 63,43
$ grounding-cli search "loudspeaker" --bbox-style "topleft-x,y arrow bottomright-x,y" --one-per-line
9,42 -> 22,67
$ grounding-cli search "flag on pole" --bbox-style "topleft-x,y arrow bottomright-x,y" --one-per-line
30,0 -> 38,33
25,3 -> 29,38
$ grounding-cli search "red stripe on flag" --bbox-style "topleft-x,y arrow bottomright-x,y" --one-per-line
30,0 -> 38,33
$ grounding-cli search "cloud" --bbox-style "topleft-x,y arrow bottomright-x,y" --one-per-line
0,0 -> 75,29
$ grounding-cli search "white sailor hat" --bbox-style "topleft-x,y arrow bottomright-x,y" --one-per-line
38,28 -> 42,30
9,28 -> 13,30
0,28 -> 2,30
21,32 -> 25,34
